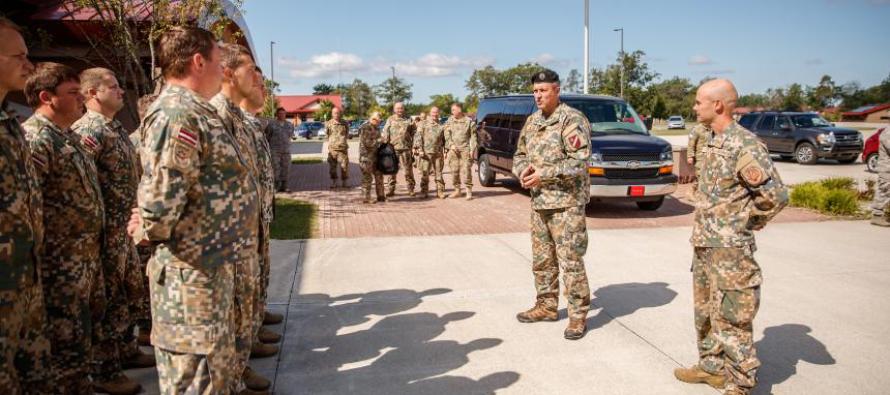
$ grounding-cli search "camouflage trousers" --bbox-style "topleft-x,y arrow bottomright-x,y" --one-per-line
233,246 -> 261,386
530,206 -> 591,320
42,233 -> 103,391
419,153 -> 445,194
360,159 -> 385,199
254,222 -> 272,348
871,174 -> 889,217
448,148 -> 473,189
386,149 -> 415,193
149,259 -> 237,393
273,151 -> 290,190
693,246 -> 762,394
0,281 -> 53,394
328,149 -> 349,181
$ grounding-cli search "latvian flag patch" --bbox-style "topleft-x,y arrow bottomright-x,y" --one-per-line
177,128 -> 198,148
31,152 -> 47,168
82,135 -> 100,151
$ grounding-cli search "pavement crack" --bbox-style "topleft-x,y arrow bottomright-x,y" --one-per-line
270,240 -> 306,392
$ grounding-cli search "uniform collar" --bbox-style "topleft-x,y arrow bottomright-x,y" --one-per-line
31,112 -> 66,134
710,121 -> 741,148
165,84 -> 215,113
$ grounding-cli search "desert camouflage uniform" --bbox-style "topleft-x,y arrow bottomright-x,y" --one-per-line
0,109 -> 53,394
444,115 -> 477,191
266,119 -> 292,191
134,85 -> 258,393
687,124 -> 712,196
690,121 -> 788,394
73,109 -> 144,382
245,112 -> 275,328
415,118 -> 446,195
128,128 -> 153,339
512,103 -> 592,321
382,115 -> 416,194
24,112 -> 105,393
326,118 -> 350,182
359,122 -> 385,201
871,130 -> 889,217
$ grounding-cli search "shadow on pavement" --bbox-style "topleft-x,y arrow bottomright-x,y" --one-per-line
275,288 -> 519,394
753,324 -> 835,395
585,282 -> 678,331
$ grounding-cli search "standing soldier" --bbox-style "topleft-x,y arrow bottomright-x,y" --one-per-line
511,69 -> 592,340
359,113 -> 386,204
687,123 -> 711,193
72,67 -> 146,395
415,106 -> 446,199
23,62 -> 105,393
675,79 -> 788,395
130,93 -> 158,349
267,107 -> 293,192
871,116 -> 889,227
127,27 -> 258,393
325,106 -> 350,188
383,102 -> 416,197
444,102 -> 477,200
0,17 -> 54,393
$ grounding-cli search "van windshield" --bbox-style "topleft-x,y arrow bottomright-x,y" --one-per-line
565,100 -> 648,135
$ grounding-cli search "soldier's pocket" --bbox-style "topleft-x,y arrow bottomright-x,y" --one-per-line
720,287 -> 760,326
714,247 -> 762,291
177,267 -> 220,326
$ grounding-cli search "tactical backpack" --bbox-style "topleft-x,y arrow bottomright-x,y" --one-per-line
376,143 -> 400,175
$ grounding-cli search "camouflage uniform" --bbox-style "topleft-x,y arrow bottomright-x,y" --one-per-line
0,109 -> 53,394
871,130 -> 889,217
72,109 -> 144,382
687,124 -> 711,170
134,85 -> 259,393
415,118 -> 446,196
690,121 -> 788,394
511,103 -> 592,321
128,129 -> 153,337
444,115 -> 477,191
245,112 -> 275,327
24,113 -> 105,393
358,122 -> 385,201
266,119 -> 293,191
325,119 -> 350,183
382,115 -> 416,195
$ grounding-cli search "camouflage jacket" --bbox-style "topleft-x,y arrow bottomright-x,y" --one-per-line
0,110 -> 44,290
266,119 -> 293,153
133,84 -> 259,270
325,119 -> 349,151
414,119 -> 445,157
687,124 -> 711,163
512,103 -> 591,210
245,112 -> 275,226
444,115 -> 477,153
358,122 -> 382,163
23,113 -> 104,238
691,121 -> 789,247
73,110 -> 139,230
382,115 -> 415,151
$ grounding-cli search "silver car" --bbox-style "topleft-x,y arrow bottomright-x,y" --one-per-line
667,115 -> 685,129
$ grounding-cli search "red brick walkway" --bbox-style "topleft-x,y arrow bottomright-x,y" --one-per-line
279,160 -> 829,239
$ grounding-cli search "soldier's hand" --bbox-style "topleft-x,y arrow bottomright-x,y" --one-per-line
520,166 -> 541,189
687,158 -> 694,166
127,208 -> 151,246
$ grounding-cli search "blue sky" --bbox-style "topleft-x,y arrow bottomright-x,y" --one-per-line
242,0 -> 890,102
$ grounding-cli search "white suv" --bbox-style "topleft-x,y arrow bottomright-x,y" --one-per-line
667,116 -> 685,129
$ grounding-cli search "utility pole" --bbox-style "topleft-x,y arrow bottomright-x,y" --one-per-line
583,0 -> 589,94
390,66 -> 396,106
613,28 -> 624,98
270,41 -> 275,86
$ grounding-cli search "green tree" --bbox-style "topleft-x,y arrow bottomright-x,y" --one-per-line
312,100 -> 335,121
312,83 -> 336,95
429,93 -> 460,112
563,69 -> 582,93
782,83 -> 806,111
807,75 -> 839,109
374,76 -> 413,108
261,77 -> 281,118
464,63 -> 545,106
587,50 -> 659,111
340,79 -> 376,119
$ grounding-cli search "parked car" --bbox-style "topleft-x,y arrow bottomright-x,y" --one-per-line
863,127 -> 885,172
666,115 -> 685,129
295,121 -> 324,139
475,94 -> 677,210
738,111 -> 863,165
348,120 -> 365,138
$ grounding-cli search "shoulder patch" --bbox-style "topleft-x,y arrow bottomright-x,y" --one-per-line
566,129 -> 585,150
741,164 -> 766,186
81,135 -> 100,152
176,128 -> 198,148
31,152 -> 48,168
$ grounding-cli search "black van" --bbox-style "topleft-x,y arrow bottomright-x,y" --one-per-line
475,94 -> 677,210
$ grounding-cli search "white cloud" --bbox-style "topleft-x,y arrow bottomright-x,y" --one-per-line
688,55 -> 713,66
280,52 -> 493,79
280,52 -> 367,78
390,53 -> 494,77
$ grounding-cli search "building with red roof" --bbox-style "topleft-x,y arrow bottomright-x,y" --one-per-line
277,95 -> 343,122
842,103 -> 890,122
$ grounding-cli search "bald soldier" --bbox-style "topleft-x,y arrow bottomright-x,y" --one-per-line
382,102 -> 417,197
675,79 -> 788,395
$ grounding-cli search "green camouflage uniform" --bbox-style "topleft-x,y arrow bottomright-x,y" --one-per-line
382,115 -> 416,194
415,118 -> 446,195
690,121 -> 788,394
871,130 -> 889,217
444,115 -> 477,191
128,127 -> 153,336
244,112 -> 275,329
687,124 -> 711,169
512,103 -> 592,321
24,112 -> 106,393
325,118 -> 350,182
0,109 -> 53,394
72,109 -> 144,382
358,122 -> 385,201
134,85 -> 258,393
266,119 -> 293,191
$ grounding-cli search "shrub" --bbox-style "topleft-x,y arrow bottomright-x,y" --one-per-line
789,177 -> 862,216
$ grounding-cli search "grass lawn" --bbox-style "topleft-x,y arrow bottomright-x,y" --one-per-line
270,198 -> 317,239
291,156 -> 323,164
652,128 -> 692,136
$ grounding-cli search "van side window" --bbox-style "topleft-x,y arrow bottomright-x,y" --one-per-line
758,115 -> 776,130
739,114 -> 757,129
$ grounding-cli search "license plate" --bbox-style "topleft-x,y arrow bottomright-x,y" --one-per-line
628,186 -> 646,196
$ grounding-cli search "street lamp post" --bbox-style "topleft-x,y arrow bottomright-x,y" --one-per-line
583,0 -> 589,94
270,41 -> 275,85
613,28 -> 624,98
390,66 -> 396,106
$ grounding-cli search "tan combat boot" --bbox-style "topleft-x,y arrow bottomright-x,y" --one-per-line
377,195 -> 386,203
673,365 -> 726,389
92,373 -> 141,395
419,189 -> 429,199
263,311 -> 284,325
871,214 -> 890,227
258,326 -> 282,344
449,188 -> 462,198
250,342 -> 279,359
465,187 -> 473,200
563,318 -> 586,340
437,188 -> 445,199
386,189 -> 395,197
243,366 -> 271,391
408,188 -> 416,197
516,302 -> 558,323
122,348 -> 156,369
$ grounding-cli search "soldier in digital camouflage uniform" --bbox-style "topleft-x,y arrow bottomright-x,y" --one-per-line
687,123 -> 712,197
415,106 -> 446,199
23,62 -> 105,394
871,117 -> 889,227
359,113 -> 386,204
444,102 -> 477,200
128,27 -> 258,393
675,79 -> 788,395
267,108 -> 293,192
0,18 -> 54,394
326,107 -> 350,188
383,102 -> 417,197
512,69 -> 591,340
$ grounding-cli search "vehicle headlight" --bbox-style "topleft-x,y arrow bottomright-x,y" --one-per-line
589,152 -> 602,165
816,132 -> 836,145
659,149 -> 673,161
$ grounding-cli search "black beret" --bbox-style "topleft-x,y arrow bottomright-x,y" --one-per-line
531,69 -> 560,84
